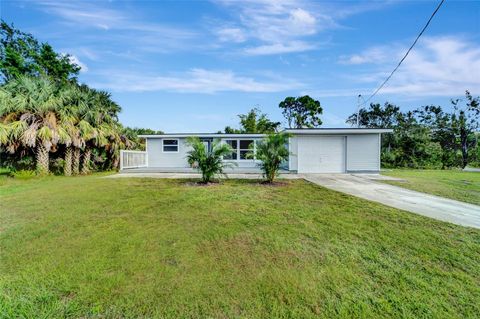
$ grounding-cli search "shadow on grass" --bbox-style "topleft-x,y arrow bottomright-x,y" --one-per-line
179,178 -> 290,187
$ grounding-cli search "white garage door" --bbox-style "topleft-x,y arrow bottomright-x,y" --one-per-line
297,136 -> 345,173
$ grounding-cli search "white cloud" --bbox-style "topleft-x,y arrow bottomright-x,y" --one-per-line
288,8 -> 317,34
212,0 -> 391,55
244,41 -> 316,55
67,55 -> 88,73
216,27 -> 247,43
213,0 -> 326,55
37,0 -> 125,30
338,46 -> 392,65
347,36 -> 480,97
92,68 -> 302,93
34,0 -> 198,54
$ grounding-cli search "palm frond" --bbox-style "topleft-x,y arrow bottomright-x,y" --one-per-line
78,120 -> 96,140
37,125 -> 53,145
9,120 -> 28,140
186,137 -> 235,183
0,123 -> 10,145
57,126 -> 72,146
255,132 -> 291,182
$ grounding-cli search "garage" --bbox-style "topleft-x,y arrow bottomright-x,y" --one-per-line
296,135 -> 345,173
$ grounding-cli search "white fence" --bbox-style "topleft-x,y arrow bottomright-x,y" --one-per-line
120,150 -> 148,170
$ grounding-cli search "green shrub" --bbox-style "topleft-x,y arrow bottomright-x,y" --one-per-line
11,170 -> 37,179
254,132 -> 290,183
186,137 -> 234,183
0,167 -> 11,176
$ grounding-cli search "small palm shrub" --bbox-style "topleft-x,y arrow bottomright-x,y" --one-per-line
186,137 -> 235,183
255,132 -> 290,183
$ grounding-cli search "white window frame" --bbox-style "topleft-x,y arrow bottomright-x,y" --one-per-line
162,139 -> 179,153
222,138 -> 257,161
223,139 -> 238,161
239,139 -> 255,161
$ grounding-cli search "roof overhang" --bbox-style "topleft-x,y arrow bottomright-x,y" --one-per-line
284,128 -> 393,134
138,133 -> 267,138
139,128 -> 393,139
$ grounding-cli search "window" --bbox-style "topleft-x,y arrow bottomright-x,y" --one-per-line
162,139 -> 178,152
223,140 -> 237,160
223,139 -> 255,160
239,140 -> 253,159
200,138 -> 212,152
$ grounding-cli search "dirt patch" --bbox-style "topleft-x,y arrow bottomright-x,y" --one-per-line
259,180 -> 289,187
183,181 -> 221,187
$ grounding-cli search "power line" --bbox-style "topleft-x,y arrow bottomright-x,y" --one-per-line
359,0 -> 445,107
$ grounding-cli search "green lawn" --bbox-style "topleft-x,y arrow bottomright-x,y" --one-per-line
382,169 -> 480,206
1,175 -> 479,318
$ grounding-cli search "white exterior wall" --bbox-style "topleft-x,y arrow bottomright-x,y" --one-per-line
346,134 -> 380,172
288,136 -> 298,171
146,138 -> 191,168
146,137 -> 260,169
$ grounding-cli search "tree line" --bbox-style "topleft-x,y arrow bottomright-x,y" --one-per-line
0,21 -> 160,175
346,93 -> 480,169
224,93 -> 480,170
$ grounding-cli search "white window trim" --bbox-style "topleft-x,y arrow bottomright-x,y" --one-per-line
222,138 -> 258,161
222,139 -> 238,161
162,138 -> 179,153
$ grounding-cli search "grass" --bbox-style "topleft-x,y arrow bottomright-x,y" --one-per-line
382,169 -> 480,206
1,175 -> 479,318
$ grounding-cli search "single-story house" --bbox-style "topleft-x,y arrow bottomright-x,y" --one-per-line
120,128 -> 392,174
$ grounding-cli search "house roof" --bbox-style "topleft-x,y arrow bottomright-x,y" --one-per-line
138,128 -> 393,138
284,128 -> 393,134
138,133 -> 267,138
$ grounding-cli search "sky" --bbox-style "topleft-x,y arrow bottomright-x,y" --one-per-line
1,0 -> 480,132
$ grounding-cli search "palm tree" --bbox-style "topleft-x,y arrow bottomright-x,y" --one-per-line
57,84 -> 83,176
59,84 -> 111,175
81,123 -> 113,174
73,85 -> 124,174
0,76 -> 68,175
1,77 -> 126,175
186,137 -> 235,183
254,132 -> 290,183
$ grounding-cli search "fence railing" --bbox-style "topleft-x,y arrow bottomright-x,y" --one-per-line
120,150 -> 148,170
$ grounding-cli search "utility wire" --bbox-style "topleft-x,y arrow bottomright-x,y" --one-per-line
359,0 -> 445,106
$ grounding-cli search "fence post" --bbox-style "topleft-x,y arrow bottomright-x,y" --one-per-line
120,150 -> 124,171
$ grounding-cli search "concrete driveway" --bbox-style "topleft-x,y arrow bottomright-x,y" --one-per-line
303,174 -> 480,229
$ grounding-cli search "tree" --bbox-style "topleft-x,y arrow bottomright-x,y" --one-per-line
279,95 -> 322,128
346,102 -> 400,129
347,102 -> 402,155
224,107 -> 280,134
0,23 -> 131,175
123,127 -> 164,151
186,137 -> 235,183
391,111 -> 442,169
415,91 -> 480,168
347,102 -> 443,169
0,76 -> 70,174
415,105 -> 459,168
0,20 -> 80,82
452,91 -> 480,168
254,132 -> 290,183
